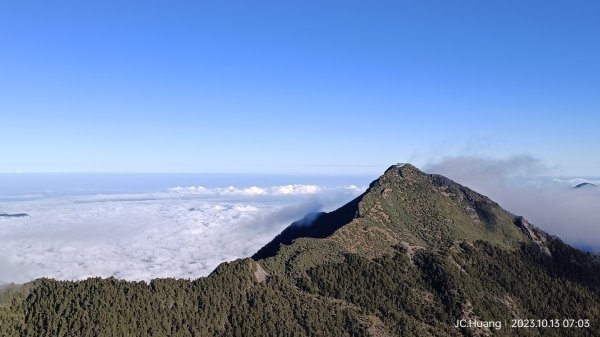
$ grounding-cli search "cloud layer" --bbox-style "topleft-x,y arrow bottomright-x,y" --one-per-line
167,184 -> 323,196
0,184 -> 364,283
425,155 -> 600,251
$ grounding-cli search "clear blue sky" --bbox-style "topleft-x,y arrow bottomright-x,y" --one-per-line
1,1 -> 598,175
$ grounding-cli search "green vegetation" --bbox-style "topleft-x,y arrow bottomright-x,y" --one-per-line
1,164 -> 599,336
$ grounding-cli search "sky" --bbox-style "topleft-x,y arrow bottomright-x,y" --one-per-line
0,1 -> 599,174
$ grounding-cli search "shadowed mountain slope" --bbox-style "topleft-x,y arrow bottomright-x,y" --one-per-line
252,194 -> 363,260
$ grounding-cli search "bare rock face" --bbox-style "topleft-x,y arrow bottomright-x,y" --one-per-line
251,260 -> 269,284
514,216 -> 552,256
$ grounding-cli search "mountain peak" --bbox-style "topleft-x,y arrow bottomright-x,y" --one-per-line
382,162 -> 423,177
255,162 -> 533,264
574,182 -> 597,189
372,163 -> 428,191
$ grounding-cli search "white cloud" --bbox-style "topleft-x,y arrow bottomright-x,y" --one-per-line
167,184 -> 322,196
345,184 -> 361,192
168,186 -> 207,193
271,184 -> 321,195
220,186 -> 268,196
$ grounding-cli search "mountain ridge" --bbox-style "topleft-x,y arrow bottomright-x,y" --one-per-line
257,163 -> 545,267
574,182 -> 598,189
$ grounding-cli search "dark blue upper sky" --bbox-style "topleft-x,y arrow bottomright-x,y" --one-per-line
1,1 -> 598,174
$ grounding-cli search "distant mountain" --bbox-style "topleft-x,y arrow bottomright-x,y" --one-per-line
574,182 -> 597,189
0,213 -> 29,218
1,164 -> 599,336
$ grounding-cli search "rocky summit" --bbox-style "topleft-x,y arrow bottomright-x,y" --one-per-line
1,164 -> 599,336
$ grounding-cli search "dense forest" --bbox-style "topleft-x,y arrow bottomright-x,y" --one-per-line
1,164 -> 599,336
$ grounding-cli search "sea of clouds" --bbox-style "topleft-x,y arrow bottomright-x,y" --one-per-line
0,183 -> 365,284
